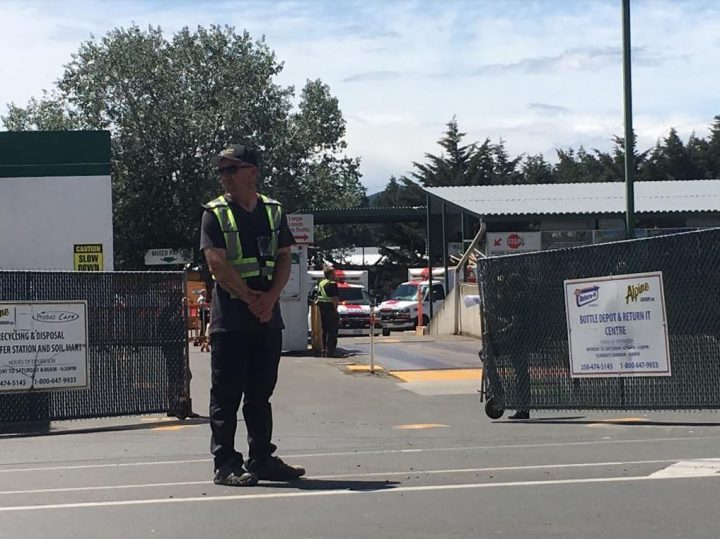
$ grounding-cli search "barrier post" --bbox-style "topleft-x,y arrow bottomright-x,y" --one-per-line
179,272 -> 195,419
416,284 -> 427,336
370,308 -> 376,374
311,303 -> 323,354
417,285 -> 423,325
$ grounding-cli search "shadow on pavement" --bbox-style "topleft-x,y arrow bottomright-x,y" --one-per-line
495,416 -> 720,427
255,479 -> 400,492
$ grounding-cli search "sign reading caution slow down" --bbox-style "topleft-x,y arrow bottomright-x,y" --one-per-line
73,244 -> 104,271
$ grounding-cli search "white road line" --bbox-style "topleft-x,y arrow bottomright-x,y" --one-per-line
0,458 -> 715,496
0,459 -> 209,473
1,473 -> 718,512
308,458 -> 711,479
2,435 -> 719,473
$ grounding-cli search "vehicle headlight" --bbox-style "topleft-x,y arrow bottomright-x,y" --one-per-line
400,308 -> 411,314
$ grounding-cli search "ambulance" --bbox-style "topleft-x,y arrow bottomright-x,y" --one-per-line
307,269 -> 380,336
377,267 -> 457,336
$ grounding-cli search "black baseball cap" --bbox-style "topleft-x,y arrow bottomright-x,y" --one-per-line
212,144 -> 259,167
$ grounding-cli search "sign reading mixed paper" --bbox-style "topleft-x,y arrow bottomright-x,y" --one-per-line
563,272 -> 670,378
0,302 -> 88,392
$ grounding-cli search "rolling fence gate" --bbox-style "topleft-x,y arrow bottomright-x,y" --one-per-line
477,228 -> 720,415
0,271 -> 189,424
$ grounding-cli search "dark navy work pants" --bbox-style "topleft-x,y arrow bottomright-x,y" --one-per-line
209,330 -> 282,469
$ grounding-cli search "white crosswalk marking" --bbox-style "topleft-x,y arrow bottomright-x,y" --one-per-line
649,459 -> 720,478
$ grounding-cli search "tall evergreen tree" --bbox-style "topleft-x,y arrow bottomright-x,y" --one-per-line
489,139 -> 522,185
520,154 -> 554,184
371,176 -> 426,265
411,117 -> 474,187
703,115 -> 720,178
642,128 -> 703,180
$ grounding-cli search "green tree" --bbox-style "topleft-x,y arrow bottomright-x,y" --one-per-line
553,148 -> 586,183
488,139 -> 522,185
411,117 -> 474,187
686,133 -> 710,178
701,116 -> 720,178
607,133 -> 649,182
520,154 -> 554,184
466,138 -> 495,185
641,128 -> 703,180
2,25 -> 364,268
370,176 -> 426,265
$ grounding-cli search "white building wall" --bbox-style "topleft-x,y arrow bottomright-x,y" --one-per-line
0,175 -> 114,270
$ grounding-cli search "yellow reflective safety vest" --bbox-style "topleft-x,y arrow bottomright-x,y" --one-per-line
316,278 -> 336,303
203,194 -> 283,281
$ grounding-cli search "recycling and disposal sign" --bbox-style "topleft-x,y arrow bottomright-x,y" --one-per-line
0,302 -> 89,392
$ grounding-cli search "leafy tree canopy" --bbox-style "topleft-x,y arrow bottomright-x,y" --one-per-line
2,24 -> 364,268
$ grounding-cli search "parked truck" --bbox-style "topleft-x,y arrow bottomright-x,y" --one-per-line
377,267 -> 457,336
307,270 -> 380,336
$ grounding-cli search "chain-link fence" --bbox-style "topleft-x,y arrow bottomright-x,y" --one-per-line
477,228 -> 720,412
0,271 -> 188,423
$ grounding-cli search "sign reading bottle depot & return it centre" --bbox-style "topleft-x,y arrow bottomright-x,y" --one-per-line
0,302 -> 89,392
563,272 -> 671,378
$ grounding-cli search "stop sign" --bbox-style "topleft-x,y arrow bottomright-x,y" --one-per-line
506,233 -> 523,249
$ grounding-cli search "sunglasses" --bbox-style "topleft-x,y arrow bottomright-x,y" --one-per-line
218,164 -> 254,176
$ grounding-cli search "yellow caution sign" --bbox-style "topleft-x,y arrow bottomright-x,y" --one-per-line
74,244 -> 104,271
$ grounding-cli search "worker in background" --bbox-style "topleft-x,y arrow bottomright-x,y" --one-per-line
316,266 -> 340,357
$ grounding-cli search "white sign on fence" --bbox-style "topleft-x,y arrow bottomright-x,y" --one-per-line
563,272 -> 670,378
287,214 -> 314,244
144,248 -> 192,266
0,302 -> 89,392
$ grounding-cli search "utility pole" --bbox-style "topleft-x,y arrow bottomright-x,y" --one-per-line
623,0 -> 635,239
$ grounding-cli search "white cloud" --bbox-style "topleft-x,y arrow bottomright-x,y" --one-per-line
1,0 -> 718,195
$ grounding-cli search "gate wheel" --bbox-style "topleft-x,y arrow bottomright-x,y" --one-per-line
484,397 -> 504,419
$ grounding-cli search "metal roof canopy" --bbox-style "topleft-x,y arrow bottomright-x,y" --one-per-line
423,180 -> 720,218
293,206 -> 425,224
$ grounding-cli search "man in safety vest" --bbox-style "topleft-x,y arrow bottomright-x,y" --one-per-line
316,266 -> 340,357
200,144 -> 305,487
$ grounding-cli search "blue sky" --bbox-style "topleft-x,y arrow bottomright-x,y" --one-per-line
1,0 -> 719,193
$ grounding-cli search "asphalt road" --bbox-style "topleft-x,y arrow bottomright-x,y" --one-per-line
1,335 -> 719,538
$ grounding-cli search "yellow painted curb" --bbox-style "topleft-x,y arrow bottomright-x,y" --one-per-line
393,423 -> 449,430
345,364 -> 384,373
390,368 -> 482,383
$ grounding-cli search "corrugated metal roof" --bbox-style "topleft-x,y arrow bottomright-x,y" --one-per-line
424,180 -> 720,216
293,206 -> 425,224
